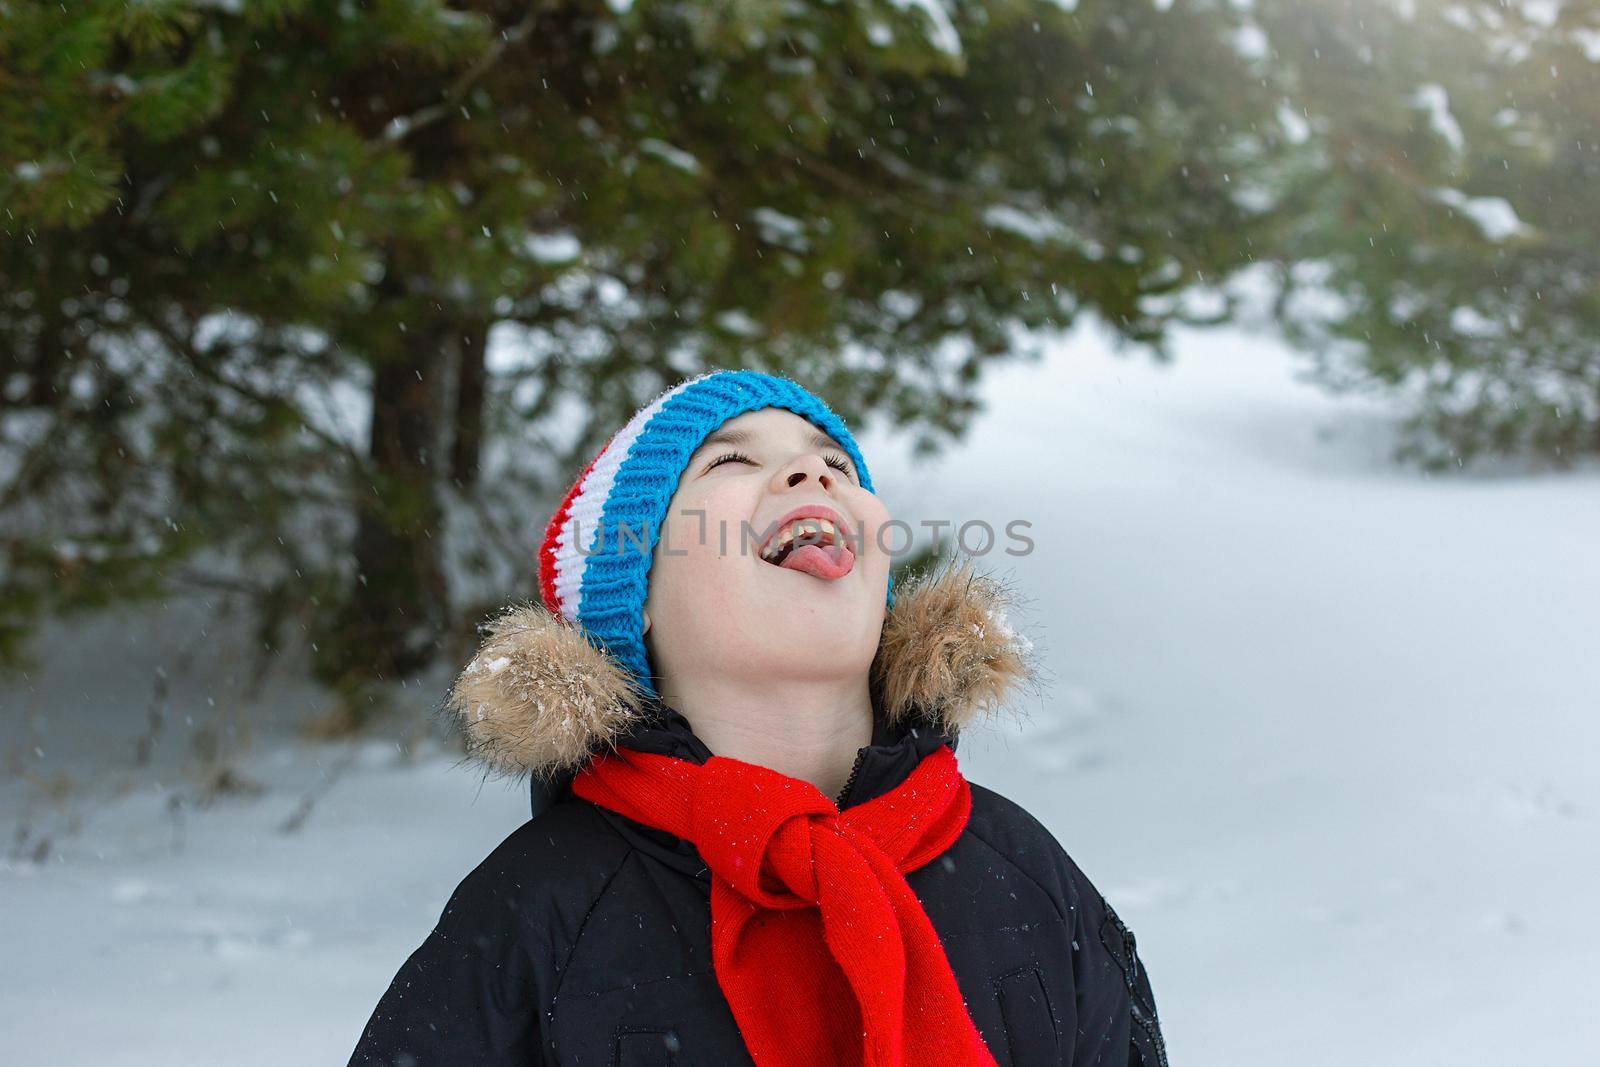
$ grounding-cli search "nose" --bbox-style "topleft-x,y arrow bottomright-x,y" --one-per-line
772,452 -> 841,495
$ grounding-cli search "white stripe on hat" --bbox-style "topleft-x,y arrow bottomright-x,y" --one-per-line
548,373 -> 714,621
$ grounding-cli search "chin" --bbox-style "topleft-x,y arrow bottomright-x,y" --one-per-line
752,606 -> 881,673
752,573 -> 878,623
704,558 -> 884,659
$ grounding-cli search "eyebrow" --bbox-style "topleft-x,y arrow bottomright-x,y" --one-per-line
692,427 -> 854,468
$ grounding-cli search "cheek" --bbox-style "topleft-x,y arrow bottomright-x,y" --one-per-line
651,486 -> 755,605
849,492 -> 895,573
658,485 -> 749,561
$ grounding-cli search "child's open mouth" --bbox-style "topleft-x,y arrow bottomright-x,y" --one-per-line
758,514 -> 856,580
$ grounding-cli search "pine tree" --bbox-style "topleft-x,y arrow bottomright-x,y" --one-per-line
1250,0 -> 1600,467
3,0 -> 1589,687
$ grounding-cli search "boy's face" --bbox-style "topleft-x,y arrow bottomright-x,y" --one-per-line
642,407 -> 893,691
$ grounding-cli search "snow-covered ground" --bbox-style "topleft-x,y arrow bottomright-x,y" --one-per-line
4,320 -> 1597,1065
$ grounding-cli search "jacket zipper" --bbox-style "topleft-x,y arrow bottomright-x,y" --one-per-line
834,749 -> 867,808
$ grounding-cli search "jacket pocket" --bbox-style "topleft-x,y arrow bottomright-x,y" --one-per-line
992,963 -> 1059,1066
613,1025 -> 681,1066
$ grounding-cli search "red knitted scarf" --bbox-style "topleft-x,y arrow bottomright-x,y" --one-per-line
571,742 -> 997,1067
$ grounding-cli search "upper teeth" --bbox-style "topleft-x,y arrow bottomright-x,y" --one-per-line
762,518 -> 838,561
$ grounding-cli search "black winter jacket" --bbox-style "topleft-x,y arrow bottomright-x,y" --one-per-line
349,566 -> 1168,1066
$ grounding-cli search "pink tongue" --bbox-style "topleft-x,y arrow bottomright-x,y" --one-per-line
779,542 -> 855,579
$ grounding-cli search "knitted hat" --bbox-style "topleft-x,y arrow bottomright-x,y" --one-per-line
536,370 -> 893,697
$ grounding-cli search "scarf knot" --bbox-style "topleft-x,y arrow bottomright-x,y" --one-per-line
573,742 -> 998,1067
690,757 -> 861,907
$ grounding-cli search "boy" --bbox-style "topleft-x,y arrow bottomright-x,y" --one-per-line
350,370 -> 1166,1066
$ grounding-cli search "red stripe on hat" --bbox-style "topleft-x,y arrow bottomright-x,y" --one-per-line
538,445 -> 607,618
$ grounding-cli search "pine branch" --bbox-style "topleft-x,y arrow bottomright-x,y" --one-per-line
365,8 -> 539,156
138,308 -> 369,470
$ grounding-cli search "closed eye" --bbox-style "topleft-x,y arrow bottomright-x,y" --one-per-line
703,449 -> 857,483
704,450 -> 757,473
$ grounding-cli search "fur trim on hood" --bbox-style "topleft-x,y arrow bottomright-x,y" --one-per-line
445,558 -> 1042,783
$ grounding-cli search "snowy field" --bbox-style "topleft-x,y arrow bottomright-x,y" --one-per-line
4,321 -> 1597,1065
